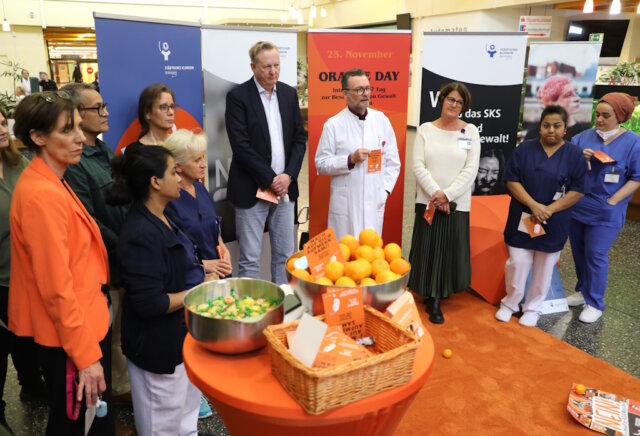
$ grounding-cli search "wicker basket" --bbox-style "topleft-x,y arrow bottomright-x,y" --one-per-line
263,305 -> 419,415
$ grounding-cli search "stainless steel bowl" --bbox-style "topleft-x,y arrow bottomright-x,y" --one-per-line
184,278 -> 285,354
285,251 -> 409,314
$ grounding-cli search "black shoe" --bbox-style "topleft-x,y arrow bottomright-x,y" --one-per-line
19,382 -> 48,402
425,297 -> 444,324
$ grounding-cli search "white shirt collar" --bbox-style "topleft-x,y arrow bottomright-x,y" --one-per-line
254,76 -> 277,95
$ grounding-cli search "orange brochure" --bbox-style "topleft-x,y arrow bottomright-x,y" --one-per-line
522,215 -> 546,238
312,326 -> 370,369
304,227 -> 344,279
423,201 -> 435,225
592,150 -> 615,164
256,187 -> 279,204
322,287 -> 365,339
367,149 -> 382,172
386,291 -> 424,340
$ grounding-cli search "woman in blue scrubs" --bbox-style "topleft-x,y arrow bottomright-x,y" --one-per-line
164,129 -> 232,280
495,106 -> 587,327
567,92 -> 640,323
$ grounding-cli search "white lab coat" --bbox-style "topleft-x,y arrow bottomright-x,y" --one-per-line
315,107 -> 401,239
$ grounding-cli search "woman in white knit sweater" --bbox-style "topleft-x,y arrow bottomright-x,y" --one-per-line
408,82 -> 480,324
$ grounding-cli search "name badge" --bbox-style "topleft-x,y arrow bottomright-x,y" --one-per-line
458,138 -> 472,150
552,192 -> 563,201
604,173 -> 620,184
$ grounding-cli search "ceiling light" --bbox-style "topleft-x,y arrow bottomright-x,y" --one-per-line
610,0 -> 621,14
309,17 -> 313,27
297,13 -> 303,24
2,19 -> 9,32
583,0 -> 593,13
321,7 -> 327,18
281,11 -> 287,21
310,4 -> 317,19
289,3 -> 296,18
637,1 -> 640,13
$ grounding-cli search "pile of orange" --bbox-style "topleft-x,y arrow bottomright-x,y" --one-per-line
287,228 -> 411,287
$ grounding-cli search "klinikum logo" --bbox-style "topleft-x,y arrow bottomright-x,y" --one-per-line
159,41 -> 171,61
486,43 -> 497,58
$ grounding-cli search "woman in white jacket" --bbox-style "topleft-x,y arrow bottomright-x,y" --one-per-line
408,82 -> 480,324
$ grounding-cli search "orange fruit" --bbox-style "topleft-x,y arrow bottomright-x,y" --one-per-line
286,257 -> 297,272
292,268 -> 312,281
442,348 -> 453,359
383,243 -> 402,263
340,234 -> 360,260
315,277 -> 333,286
390,258 -> 410,276
373,246 -> 385,261
355,245 -> 376,263
345,260 -> 368,283
371,258 -> 390,277
335,276 -> 357,287
359,228 -> 380,248
356,258 -> 372,280
338,243 -> 350,262
575,384 -> 586,395
360,277 -> 376,286
376,237 -> 383,247
324,261 -> 345,282
375,269 -> 398,284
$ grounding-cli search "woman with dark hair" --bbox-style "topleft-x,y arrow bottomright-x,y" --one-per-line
408,82 -> 480,324
109,145 -> 207,435
127,83 -> 176,148
474,147 -> 505,195
495,105 -> 587,327
9,92 -> 113,435
567,92 -> 640,323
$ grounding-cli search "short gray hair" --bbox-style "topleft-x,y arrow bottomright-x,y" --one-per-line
163,129 -> 207,164
59,82 -> 95,106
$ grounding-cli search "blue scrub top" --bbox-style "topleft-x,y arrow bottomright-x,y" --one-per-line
166,214 -> 205,289
504,139 -> 588,253
168,181 -> 221,260
571,129 -> 640,228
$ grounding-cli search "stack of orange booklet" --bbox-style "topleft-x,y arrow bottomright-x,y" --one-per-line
286,326 -> 370,369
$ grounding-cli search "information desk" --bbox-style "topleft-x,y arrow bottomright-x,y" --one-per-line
184,331 -> 434,436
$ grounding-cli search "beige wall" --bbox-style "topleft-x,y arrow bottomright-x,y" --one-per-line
0,26 -> 48,95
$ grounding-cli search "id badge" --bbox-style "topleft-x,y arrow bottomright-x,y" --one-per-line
604,173 -> 620,184
458,138 -> 472,150
552,192 -> 563,201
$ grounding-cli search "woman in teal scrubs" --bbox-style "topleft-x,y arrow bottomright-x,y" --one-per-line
568,92 -> 640,323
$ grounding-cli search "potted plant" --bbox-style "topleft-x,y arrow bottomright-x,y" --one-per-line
598,61 -> 640,86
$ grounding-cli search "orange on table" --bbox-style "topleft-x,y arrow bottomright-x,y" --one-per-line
355,245 -> 376,263
292,268 -> 312,281
338,243 -> 351,262
371,258 -> 390,277
375,269 -> 398,284
359,228 -> 380,248
324,260 -> 345,282
373,246 -> 385,261
360,277 -> 376,286
390,258 -> 411,276
335,276 -> 357,287
383,243 -> 402,264
340,234 -> 360,260
315,277 -> 333,285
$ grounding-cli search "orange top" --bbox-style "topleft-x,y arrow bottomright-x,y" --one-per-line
9,156 -> 110,370
183,331 -> 433,422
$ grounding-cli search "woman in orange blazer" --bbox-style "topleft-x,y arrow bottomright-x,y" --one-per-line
10,92 -> 113,435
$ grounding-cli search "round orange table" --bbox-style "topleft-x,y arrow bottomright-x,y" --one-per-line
183,332 -> 434,435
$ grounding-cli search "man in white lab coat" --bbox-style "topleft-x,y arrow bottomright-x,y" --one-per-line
315,68 -> 401,239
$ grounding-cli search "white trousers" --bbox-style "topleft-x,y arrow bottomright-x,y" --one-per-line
502,245 -> 561,315
127,360 -> 201,436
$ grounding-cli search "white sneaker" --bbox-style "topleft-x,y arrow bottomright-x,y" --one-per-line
495,304 -> 514,322
519,312 -> 540,327
579,305 -> 602,323
566,293 -> 585,307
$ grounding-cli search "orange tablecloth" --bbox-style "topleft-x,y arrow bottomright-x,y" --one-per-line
183,332 -> 434,435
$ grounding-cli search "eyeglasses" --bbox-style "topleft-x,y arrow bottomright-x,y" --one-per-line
343,87 -> 371,96
37,91 -> 71,104
445,96 -> 465,107
157,103 -> 179,113
79,103 -> 108,116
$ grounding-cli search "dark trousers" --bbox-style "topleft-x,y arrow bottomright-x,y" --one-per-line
0,285 -> 43,415
38,330 -> 114,436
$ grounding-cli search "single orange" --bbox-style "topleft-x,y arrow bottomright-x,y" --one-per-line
376,236 -> 383,248
340,234 -> 360,260
359,228 -> 380,248
442,348 -> 453,358
356,258 -> 372,279
345,260 -> 368,283
355,245 -> 376,263
292,268 -> 312,281
371,258 -> 390,277
286,257 -> 297,272
383,242 -> 402,263
324,260 -> 345,282
315,277 -> 333,286
338,243 -> 350,262
575,384 -> 586,395
335,276 -> 357,287
373,246 -> 385,261
375,269 -> 398,284
390,258 -> 411,276
360,277 -> 376,286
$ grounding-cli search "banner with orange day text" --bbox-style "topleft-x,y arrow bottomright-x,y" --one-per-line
307,29 -> 411,245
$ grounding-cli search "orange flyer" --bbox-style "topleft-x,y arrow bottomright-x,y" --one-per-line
367,149 -> 382,172
522,215 -> 546,238
286,326 -> 370,369
592,150 -> 615,164
386,291 -> 424,339
322,287 -> 365,339
256,187 -> 279,204
423,201 -> 435,225
304,227 -> 344,279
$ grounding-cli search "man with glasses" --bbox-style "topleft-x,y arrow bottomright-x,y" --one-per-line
315,68 -> 401,239
59,83 -> 132,417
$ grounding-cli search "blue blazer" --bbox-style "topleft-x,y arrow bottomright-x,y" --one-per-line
225,78 -> 307,208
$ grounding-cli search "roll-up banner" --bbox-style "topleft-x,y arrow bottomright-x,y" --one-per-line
201,26 -> 297,245
522,42 -> 602,143
94,13 -> 203,153
420,32 -> 528,196
307,29 -> 411,244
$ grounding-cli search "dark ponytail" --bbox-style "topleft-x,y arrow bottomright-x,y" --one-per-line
107,144 -> 173,205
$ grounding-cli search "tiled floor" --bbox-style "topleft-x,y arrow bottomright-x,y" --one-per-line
3,127 -> 639,434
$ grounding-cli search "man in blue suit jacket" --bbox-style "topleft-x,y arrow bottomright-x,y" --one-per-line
225,41 -> 307,284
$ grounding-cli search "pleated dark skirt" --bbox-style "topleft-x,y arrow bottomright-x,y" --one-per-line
408,203 -> 471,299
